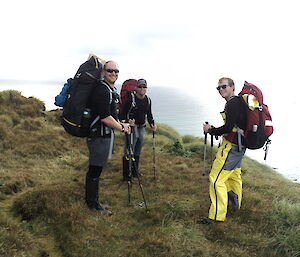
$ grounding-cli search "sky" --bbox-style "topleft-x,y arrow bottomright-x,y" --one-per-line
1,0 -> 299,93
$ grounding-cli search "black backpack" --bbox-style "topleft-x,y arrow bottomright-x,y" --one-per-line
61,55 -> 103,137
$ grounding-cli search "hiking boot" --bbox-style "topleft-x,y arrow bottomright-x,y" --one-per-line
87,202 -> 113,216
85,172 -> 112,215
227,191 -> 239,212
93,203 -> 113,216
99,203 -> 110,210
197,217 -> 223,224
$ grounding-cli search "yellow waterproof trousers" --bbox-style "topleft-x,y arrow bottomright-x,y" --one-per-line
208,138 -> 245,221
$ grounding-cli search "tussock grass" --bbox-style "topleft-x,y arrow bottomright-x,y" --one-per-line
0,90 -> 300,257
0,212 -> 45,257
149,123 -> 181,142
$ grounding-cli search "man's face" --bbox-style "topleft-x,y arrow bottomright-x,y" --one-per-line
103,61 -> 119,85
135,83 -> 147,96
217,79 -> 234,100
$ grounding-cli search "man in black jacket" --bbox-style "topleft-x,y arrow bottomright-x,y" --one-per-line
119,78 -> 157,181
85,60 -> 131,215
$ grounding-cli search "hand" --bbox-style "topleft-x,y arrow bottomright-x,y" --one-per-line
128,119 -> 135,126
203,123 -> 212,134
151,123 -> 157,132
122,123 -> 131,134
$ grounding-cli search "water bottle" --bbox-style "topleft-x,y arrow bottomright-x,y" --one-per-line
252,125 -> 258,132
83,108 -> 91,118
82,108 -> 91,128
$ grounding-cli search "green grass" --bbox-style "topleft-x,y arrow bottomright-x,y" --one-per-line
0,90 -> 300,257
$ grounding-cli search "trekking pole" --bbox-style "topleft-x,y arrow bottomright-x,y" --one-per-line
125,133 -> 149,212
202,122 -> 208,176
263,139 -> 271,161
132,160 -> 149,212
125,134 -> 133,205
152,130 -> 157,182
210,133 -> 214,168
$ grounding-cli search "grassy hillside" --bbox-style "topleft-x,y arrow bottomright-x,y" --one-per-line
0,90 -> 299,257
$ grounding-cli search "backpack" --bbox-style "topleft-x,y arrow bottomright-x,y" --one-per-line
60,55 -> 105,137
238,81 -> 273,150
119,79 -> 137,114
54,78 -> 73,107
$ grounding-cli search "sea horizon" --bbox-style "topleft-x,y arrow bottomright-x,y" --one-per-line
0,81 -> 299,184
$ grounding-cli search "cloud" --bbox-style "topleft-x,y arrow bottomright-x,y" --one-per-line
1,0 -> 300,96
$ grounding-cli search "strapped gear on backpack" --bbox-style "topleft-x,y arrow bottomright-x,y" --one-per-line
54,78 -> 73,107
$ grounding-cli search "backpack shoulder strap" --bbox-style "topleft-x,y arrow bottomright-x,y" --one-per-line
130,91 -> 136,107
126,92 -> 136,119
101,81 -> 113,104
146,95 -> 151,107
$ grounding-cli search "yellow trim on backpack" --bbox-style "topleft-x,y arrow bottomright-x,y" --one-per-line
63,117 -> 81,128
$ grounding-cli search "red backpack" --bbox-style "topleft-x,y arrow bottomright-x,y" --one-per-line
238,81 -> 273,151
119,79 -> 137,113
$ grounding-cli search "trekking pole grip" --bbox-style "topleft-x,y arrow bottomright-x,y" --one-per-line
204,121 -> 208,144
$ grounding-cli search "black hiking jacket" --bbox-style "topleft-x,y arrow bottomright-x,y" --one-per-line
119,93 -> 154,126
88,81 -> 119,137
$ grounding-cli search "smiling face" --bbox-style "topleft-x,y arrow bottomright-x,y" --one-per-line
103,61 -> 119,86
135,79 -> 147,98
217,78 -> 235,101
135,86 -> 147,98
135,84 -> 147,98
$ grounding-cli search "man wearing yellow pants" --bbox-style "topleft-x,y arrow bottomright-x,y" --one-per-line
200,77 -> 247,224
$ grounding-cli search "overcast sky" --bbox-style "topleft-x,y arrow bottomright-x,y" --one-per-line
1,0 -> 299,100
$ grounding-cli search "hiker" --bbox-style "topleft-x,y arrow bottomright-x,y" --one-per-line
85,60 -> 131,215
199,77 -> 247,224
119,78 -> 157,181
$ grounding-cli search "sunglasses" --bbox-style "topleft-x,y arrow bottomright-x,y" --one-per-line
105,69 -> 119,74
137,85 -> 147,88
216,84 -> 229,90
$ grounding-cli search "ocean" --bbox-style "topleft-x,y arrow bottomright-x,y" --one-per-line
147,86 -> 299,183
0,81 -> 299,183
